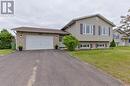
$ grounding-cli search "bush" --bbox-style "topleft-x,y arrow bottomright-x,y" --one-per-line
63,35 -> 79,51
0,29 -> 13,49
55,44 -> 58,49
18,45 -> 23,51
110,39 -> 116,47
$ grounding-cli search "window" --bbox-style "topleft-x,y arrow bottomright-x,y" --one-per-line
96,43 -> 106,48
113,34 -> 120,39
86,25 -> 90,33
113,34 -> 115,38
81,24 -> 94,35
98,26 -> 110,36
83,45 -> 87,47
80,43 -> 90,49
102,27 -> 108,35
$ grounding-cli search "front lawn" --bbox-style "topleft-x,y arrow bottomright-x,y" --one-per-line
0,49 -> 14,56
70,47 -> 130,84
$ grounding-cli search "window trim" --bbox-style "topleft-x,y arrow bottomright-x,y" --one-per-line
80,43 -> 90,49
101,27 -> 109,36
96,43 -> 107,48
81,24 -> 94,35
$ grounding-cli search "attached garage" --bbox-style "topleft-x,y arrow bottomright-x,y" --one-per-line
26,35 -> 54,50
12,27 -> 69,50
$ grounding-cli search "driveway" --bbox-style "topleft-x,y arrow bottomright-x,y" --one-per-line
0,50 -> 123,86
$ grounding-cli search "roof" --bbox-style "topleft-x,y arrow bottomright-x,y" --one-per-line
124,29 -> 130,33
124,29 -> 130,36
12,27 -> 69,35
113,29 -> 129,36
62,14 -> 116,30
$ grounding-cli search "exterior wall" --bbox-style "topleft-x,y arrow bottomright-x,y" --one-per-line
16,31 -> 26,50
79,41 -> 109,49
16,31 -> 59,50
113,31 -> 123,46
65,17 -> 113,42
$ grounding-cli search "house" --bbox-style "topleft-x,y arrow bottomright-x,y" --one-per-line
12,14 -> 115,50
12,27 -> 69,50
125,30 -> 130,46
62,14 -> 115,49
113,29 -> 129,46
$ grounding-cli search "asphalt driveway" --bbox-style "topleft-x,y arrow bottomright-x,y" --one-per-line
0,50 -> 123,86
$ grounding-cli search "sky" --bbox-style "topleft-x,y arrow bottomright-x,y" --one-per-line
0,0 -> 130,33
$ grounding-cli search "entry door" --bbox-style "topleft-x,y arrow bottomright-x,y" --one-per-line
26,35 -> 54,50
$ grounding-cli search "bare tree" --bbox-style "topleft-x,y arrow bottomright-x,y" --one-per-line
119,9 -> 130,30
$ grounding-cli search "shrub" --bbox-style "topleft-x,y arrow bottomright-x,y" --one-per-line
18,45 -> 23,51
63,35 -> 79,51
55,44 -> 58,49
0,29 -> 13,49
110,39 -> 116,47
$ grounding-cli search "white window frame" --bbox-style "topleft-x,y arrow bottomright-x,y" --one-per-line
96,43 -> 105,48
83,24 -> 86,34
89,25 -> 93,35
80,43 -> 90,49
101,27 -> 108,36
82,24 -> 93,35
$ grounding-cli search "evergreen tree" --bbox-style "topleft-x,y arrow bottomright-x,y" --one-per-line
110,39 -> 116,47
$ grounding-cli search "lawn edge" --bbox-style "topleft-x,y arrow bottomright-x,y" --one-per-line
0,50 -> 15,56
67,51 -> 125,86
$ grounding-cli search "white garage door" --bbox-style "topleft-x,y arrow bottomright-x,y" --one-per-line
26,35 -> 54,50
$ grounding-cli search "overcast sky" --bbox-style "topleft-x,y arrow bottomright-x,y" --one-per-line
0,0 -> 130,32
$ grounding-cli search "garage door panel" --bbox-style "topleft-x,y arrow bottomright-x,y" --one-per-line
26,35 -> 54,50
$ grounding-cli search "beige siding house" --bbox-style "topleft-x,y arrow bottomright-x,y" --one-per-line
12,14 -> 115,50
12,27 -> 69,50
62,14 -> 115,49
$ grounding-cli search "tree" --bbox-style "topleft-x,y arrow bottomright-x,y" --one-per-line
0,29 -> 13,49
1,29 -> 8,33
110,39 -> 116,47
119,9 -> 130,30
63,35 -> 79,51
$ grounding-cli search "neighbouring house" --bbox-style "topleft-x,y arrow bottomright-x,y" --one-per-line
123,29 -> 130,46
12,14 -> 115,50
113,29 -> 129,46
125,29 -> 130,35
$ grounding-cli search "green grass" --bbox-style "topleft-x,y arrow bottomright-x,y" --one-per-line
0,49 -> 14,56
70,47 -> 130,84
